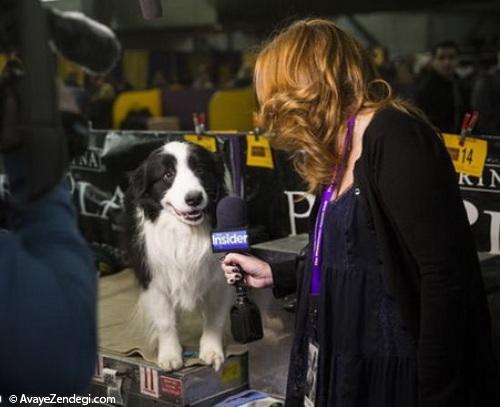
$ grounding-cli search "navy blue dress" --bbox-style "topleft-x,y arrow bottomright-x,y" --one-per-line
314,184 -> 417,406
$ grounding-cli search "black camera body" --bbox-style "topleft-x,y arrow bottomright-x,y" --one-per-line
0,0 -> 123,205
0,0 -> 68,204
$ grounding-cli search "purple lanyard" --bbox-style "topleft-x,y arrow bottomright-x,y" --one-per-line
310,115 -> 356,296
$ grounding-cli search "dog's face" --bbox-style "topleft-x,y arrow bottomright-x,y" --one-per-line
129,141 -> 226,226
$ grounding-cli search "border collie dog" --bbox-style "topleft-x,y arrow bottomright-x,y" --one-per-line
124,141 -> 233,371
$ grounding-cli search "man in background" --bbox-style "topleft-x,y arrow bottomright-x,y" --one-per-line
471,46 -> 500,136
415,41 -> 469,133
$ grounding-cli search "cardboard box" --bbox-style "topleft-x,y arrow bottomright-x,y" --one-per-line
89,351 -> 249,406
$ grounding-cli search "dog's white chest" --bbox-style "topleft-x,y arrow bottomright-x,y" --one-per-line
143,212 -> 217,311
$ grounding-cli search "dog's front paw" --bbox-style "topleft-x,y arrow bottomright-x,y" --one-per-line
199,338 -> 224,371
158,351 -> 183,372
199,348 -> 225,371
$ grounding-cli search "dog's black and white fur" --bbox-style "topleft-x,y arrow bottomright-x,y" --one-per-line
124,141 -> 233,371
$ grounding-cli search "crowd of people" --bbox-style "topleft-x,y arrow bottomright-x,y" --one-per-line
59,39 -> 500,135
379,41 -> 500,135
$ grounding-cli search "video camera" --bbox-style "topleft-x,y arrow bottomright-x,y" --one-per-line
0,0 -> 121,204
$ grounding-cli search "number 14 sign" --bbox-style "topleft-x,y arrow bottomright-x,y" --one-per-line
443,133 -> 488,178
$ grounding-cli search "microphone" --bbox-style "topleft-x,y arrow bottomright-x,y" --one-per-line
46,8 -> 121,74
139,0 -> 163,20
211,195 -> 264,344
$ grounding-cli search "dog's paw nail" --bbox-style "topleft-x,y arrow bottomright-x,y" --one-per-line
199,349 -> 224,371
158,354 -> 183,372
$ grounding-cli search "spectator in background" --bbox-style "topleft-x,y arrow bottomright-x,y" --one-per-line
87,75 -> 115,129
415,41 -> 469,133
392,55 -> 416,100
151,70 -> 167,88
192,64 -> 214,90
114,77 -> 133,94
372,46 -> 396,85
167,72 -> 184,92
63,70 -> 89,114
226,50 -> 257,89
471,46 -> 500,135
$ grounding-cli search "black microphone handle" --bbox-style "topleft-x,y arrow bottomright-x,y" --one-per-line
233,264 -> 248,304
229,261 -> 264,343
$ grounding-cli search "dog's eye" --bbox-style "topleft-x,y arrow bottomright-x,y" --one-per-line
163,170 -> 174,181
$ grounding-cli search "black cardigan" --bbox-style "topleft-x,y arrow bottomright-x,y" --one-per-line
271,108 -> 498,407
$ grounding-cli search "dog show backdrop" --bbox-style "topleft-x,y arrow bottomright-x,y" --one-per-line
283,135 -> 500,255
0,132 -> 497,267
459,135 -> 500,255
68,129 -> 291,274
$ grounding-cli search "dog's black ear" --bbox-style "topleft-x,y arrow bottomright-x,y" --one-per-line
129,164 -> 148,199
128,161 -> 162,221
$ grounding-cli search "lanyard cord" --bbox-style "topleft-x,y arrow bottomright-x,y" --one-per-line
310,115 -> 356,296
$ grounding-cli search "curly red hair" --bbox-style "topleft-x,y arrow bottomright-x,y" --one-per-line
255,18 -> 429,193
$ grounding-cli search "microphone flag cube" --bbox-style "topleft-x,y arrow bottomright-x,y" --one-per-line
211,229 -> 249,253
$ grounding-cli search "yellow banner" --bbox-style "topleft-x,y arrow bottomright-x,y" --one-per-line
184,134 -> 217,153
443,133 -> 488,178
246,135 -> 274,169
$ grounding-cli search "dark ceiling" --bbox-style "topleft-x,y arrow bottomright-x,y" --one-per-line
216,0 -> 500,25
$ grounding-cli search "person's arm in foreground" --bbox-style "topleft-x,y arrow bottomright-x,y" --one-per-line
0,156 -> 97,395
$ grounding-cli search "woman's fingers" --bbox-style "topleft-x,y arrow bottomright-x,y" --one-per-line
224,271 -> 242,281
221,253 -> 272,288
222,263 -> 241,276
222,253 -> 261,276
227,274 -> 243,285
222,263 -> 244,285
222,253 -> 247,267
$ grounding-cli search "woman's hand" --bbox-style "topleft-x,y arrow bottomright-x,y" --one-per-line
221,253 -> 273,289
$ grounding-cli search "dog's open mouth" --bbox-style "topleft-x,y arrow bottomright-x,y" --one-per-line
169,206 -> 204,224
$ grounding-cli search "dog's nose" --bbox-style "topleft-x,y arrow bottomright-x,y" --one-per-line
185,191 -> 203,207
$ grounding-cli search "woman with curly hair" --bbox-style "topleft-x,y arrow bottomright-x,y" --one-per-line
221,19 -> 497,407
